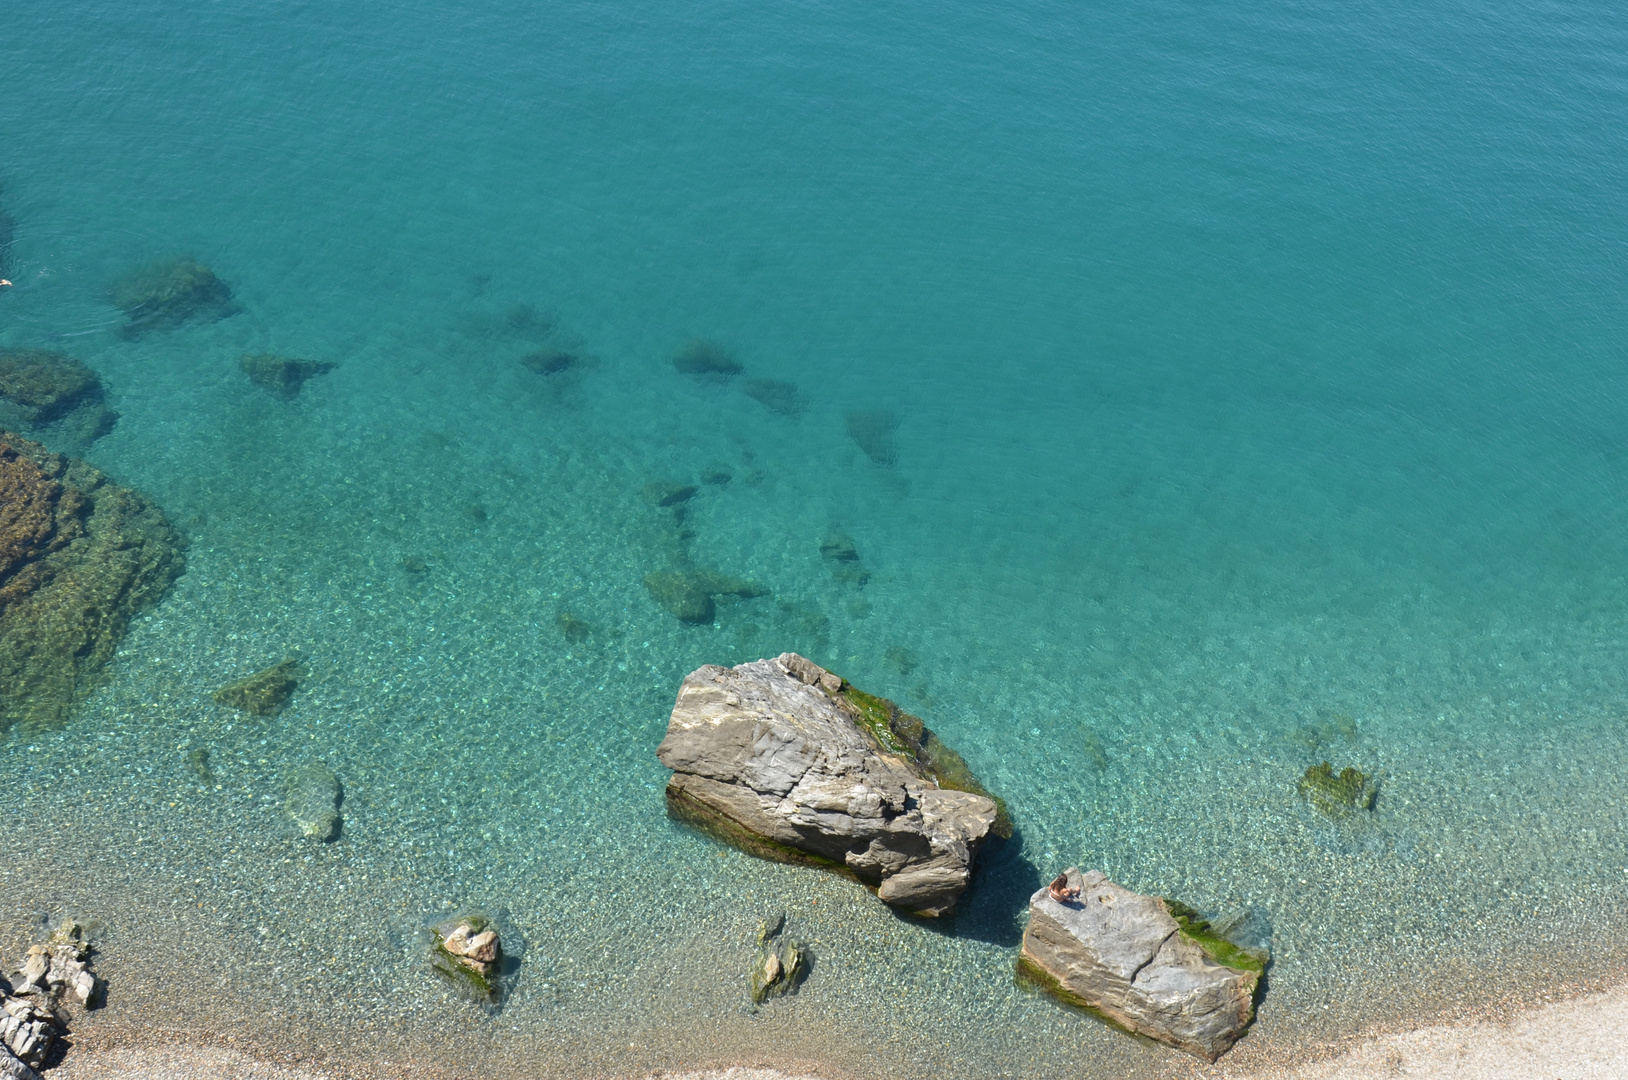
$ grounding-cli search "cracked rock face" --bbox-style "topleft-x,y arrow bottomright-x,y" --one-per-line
656,652 -> 998,916
1020,868 -> 1259,1061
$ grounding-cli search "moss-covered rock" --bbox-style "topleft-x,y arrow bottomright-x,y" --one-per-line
110,256 -> 236,338
213,658 -> 299,715
0,432 -> 184,734
239,354 -> 336,399
837,679 -> 1012,838
749,913 -> 809,1004
0,347 -> 118,445
672,339 -> 743,377
430,914 -> 503,1002
1298,760 -> 1377,817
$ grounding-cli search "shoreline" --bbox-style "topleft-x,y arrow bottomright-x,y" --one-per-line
43,972 -> 1628,1080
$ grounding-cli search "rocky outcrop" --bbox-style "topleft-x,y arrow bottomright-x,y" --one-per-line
656,653 -> 1004,916
2,921 -> 102,1080
0,349 -> 118,446
0,432 -> 185,734
1018,868 -> 1264,1061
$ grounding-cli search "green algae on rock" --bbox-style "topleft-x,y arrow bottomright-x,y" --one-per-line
239,354 -> 337,399
285,760 -> 342,841
749,914 -> 809,1005
430,914 -> 504,1002
0,432 -> 185,734
1298,760 -> 1378,817
213,658 -> 300,715
837,679 -> 1012,838
0,348 -> 119,445
110,255 -> 236,338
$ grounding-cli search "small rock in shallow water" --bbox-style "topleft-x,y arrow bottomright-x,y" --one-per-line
1297,761 -> 1377,817
430,914 -> 503,1002
556,611 -> 592,643
184,747 -> 214,784
284,761 -> 342,841
749,914 -> 808,1004
213,658 -> 299,716
239,354 -> 336,399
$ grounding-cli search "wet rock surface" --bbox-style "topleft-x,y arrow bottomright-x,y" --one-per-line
238,354 -> 336,399
109,255 -> 236,338
1018,868 -> 1262,1062
657,652 -> 1000,916
284,761 -> 342,841
0,349 -> 118,446
0,432 -> 185,734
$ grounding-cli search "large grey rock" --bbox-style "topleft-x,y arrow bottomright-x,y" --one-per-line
656,652 -> 1001,916
1019,868 -> 1262,1061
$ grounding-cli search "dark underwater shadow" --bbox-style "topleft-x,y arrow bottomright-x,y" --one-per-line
890,828 -> 1041,947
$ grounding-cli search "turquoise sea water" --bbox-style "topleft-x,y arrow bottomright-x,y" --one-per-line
4,1 -> 1628,1076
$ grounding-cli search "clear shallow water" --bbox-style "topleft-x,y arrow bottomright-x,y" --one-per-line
3,0 -> 1628,1076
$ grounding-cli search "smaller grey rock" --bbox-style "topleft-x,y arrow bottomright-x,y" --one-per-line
285,761 -> 342,841
1020,868 -> 1261,1061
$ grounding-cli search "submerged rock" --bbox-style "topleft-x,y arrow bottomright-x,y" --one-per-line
1018,868 -> 1264,1061
521,350 -> 577,377
110,255 -> 236,338
1298,761 -> 1377,817
672,340 -> 743,377
0,348 -> 118,445
430,914 -> 503,1002
642,481 -> 699,508
845,409 -> 900,466
819,531 -> 868,587
742,378 -> 805,417
285,761 -> 342,841
644,566 -> 768,624
0,433 -> 185,734
239,354 -> 336,399
657,652 -> 1003,916
213,658 -> 299,715
749,914 -> 808,1004
556,611 -> 592,644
